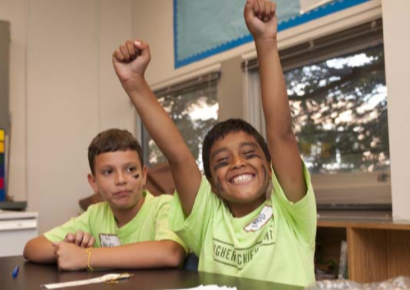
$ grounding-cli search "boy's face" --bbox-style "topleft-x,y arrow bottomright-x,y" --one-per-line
87,150 -> 147,212
209,131 -> 272,215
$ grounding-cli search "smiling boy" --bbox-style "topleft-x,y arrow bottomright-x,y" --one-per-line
23,129 -> 187,270
112,0 -> 316,286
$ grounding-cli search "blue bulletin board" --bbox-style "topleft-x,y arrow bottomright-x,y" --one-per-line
174,0 -> 372,68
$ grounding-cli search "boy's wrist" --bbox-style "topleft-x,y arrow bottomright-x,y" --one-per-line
122,74 -> 147,93
254,37 -> 278,49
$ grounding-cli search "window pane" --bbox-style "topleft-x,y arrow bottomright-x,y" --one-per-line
142,83 -> 218,170
285,45 -> 389,174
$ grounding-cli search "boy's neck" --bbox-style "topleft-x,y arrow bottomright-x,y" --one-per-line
113,197 -> 145,228
228,195 -> 267,218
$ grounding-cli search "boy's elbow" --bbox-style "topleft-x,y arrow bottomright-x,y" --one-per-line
23,239 -> 36,261
23,236 -> 56,263
162,243 -> 186,267
166,254 -> 183,268
23,244 -> 29,260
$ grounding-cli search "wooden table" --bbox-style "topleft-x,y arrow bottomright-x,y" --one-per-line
0,256 -> 302,290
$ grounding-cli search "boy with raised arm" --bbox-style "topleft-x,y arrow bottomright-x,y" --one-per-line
24,129 -> 187,270
112,0 -> 316,286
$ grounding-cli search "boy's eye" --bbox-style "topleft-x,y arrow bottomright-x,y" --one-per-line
243,150 -> 263,159
127,166 -> 136,173
103,169 -> 113,175
243,150 -> 258,159
216,157 -> 229,164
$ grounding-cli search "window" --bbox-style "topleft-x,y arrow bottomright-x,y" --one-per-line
244,19 -> 391,208
142,72 -> 219,170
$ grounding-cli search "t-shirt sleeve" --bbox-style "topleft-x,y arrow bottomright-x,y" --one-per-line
154,195 -> 190,254
43,208 -> 92,242
272,161 -> 317,247
169,176 -> 219,256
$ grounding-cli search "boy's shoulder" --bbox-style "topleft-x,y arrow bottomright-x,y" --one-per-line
147,190 -> 173,201
143,190 -> 173,208
86,201 -> 111,217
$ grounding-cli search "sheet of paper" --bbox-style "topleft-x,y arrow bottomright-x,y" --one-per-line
42,273 -> 131,289
165,286 -> 237,290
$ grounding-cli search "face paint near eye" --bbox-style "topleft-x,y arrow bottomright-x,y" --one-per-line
213,162 -> 228,172
215,177 -> 224,193
132,174 -> 140,179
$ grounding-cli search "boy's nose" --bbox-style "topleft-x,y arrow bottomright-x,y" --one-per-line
231,155 -> 245,169
114,172 -> 127,185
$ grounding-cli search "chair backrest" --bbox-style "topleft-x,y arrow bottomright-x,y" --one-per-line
145,162 -> 175,196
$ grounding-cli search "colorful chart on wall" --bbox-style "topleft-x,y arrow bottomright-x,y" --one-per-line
174,0 -> 372,68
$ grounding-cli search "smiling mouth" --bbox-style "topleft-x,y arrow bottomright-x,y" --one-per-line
230,174 -> 255,184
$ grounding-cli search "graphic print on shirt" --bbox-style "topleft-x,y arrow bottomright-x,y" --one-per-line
99,234 -> 121,247
213,223 -> 275,269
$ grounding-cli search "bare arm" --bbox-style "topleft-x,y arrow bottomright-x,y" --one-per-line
245,0 -> 306,202
53,240 -> 185,270
23,235 -> 56,263
23,231 -> 95,263
113,40 -> 201,215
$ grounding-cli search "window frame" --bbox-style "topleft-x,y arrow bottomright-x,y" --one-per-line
242,16 -> 391,210
139,69 -> 221,169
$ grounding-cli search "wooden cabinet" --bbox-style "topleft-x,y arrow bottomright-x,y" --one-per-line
317,214 -> 410,283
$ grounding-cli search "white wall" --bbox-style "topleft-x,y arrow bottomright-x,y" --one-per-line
382,0 -> 410,220
1,0 -> 135,233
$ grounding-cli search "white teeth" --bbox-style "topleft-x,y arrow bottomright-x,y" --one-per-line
232,174 -> 253,184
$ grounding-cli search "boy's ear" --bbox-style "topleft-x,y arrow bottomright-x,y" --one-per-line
87,173 -> 99,194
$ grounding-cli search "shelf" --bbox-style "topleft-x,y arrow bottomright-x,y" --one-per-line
317,212 -> 410,283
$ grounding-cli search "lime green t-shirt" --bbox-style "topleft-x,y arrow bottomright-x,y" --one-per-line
45,191 -> 187,252
169,164 -> 316,287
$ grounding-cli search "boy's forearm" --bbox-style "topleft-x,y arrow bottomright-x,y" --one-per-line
89,240 -> 185,269
255,39 -> 293,139
124,77 -> 191,165
255,38 -> 307,202
23,235 -> 56,263
123,76 -> 201,215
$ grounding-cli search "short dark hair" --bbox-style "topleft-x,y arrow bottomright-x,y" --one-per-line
202,119 -> 271,180
88,129 -> 144,175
